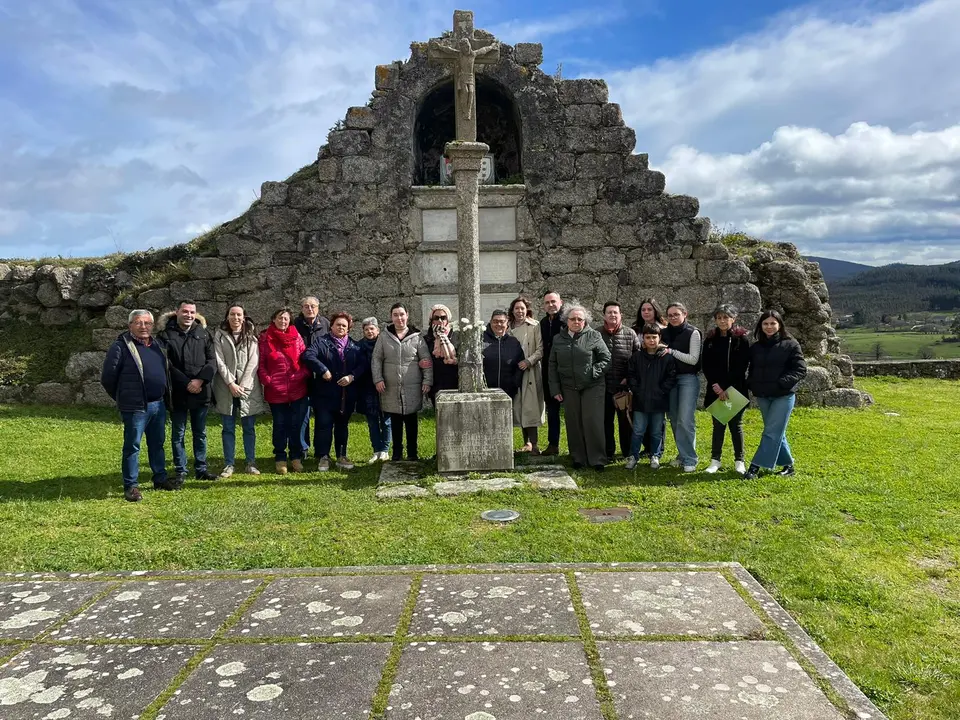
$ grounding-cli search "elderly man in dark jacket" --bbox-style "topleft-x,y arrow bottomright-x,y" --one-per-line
158,300 -> 216,484
625,324 -> 677,470
600,301 -> 640,460
294,296 -> 330,458
482,310 -> 525,398
539,291 -> 566,455
101,309 -> 174,501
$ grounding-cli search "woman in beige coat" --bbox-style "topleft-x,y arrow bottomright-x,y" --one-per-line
509,297 -> 545,454
213,304 -> 267,477
372,302 -> 433,461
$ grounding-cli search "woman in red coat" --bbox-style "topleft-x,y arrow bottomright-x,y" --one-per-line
258,307 -> 310,474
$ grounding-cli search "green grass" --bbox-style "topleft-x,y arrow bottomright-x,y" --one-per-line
0,377 -> 958,720
838,329 -> 960,359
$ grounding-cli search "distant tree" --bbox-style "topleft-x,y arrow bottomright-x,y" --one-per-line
881,314 -> 892,324
951,314 -> 960,337
873,342 -> 885,360
917,346 -> 934,360
853,309 -> 868,326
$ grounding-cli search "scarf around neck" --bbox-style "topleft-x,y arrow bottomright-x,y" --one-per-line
333,333 -> 349,360
264,324 -> 301,370
603,320 -> 622,334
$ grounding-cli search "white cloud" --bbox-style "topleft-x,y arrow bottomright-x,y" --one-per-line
605,0 -> 960,263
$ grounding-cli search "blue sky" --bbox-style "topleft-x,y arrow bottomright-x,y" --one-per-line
1,0 -> 958,265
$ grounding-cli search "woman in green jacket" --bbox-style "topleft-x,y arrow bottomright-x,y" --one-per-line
548,304 -> 612,470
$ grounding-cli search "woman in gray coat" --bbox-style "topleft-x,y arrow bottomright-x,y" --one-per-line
548,303 -> 611,470
372,303 -> 433,461
213,304 -> 267,477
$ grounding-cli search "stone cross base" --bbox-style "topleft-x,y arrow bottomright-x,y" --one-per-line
435,389 -> 514,473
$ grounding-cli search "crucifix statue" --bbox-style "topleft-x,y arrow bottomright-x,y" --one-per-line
428,11 -> 500,142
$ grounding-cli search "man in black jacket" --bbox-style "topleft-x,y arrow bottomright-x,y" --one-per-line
159,300 -> 216,483
294,296 -> 330,458
625,324 -> 677,470
101,310 -> 173,501
539,291 -> 565,454
482,310 -> 525,399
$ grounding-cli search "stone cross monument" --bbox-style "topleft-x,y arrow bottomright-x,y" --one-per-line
428,10 -> 514,473
428,10 -> 500,394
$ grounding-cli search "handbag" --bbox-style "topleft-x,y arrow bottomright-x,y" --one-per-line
613,390 -> 632,412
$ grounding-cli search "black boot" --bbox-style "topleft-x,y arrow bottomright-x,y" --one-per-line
777,465 -> 796,477
743,464 -> 760,480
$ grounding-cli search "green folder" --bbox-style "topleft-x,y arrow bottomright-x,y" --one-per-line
706,387 -> 749,425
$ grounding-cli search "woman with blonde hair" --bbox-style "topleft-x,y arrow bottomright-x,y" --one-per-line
508,296 -> 545,453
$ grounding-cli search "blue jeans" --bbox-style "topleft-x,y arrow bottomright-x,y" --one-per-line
752,394 -> 796,469
270,398 -> 308,461
629,411 -> 665,460
221,401 -> 257,467
300,404 -> 312,455
120,400 -> 167,490
171,406 -> 209,476
668,373 -> 700,466
315,405 -> 350,459
366,412 -> 391,454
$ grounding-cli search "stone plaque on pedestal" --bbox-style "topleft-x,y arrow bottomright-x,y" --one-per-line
435,390 -> 515,473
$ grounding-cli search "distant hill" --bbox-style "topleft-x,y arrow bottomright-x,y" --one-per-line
803,256 -> 873,282
828,261 -> 960,316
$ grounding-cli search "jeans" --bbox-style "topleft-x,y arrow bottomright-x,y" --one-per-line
711,407 -> 745,461
270,397 -> 308,461
388,413 -> 419,460
603,391 -> 631,459
366,412 -> 392,454
639,416 -> 666,457
221,400 -> 257,467
315,405 -> 350,459
629,411 -> 665,460
171,406 -> 209,476
668,373 -> 700,466
545,394 -> 562,446
120,400 -> 167,490
752,394 -> 796,469
300,404 -> 312,455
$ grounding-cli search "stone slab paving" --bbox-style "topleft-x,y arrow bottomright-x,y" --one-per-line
599,641 -> 845,719
168,642 -> 390,719
0,563 -> 887,720
578,571 -> 767,638
229,575 -> 411,638
0,582 -> 114,640
409,573 -> 580,637
387,641 -> 603,719
377,463 -> 579,498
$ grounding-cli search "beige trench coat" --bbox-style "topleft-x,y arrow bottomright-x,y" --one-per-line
509,319 -> 545,427
212,326 -> 267,417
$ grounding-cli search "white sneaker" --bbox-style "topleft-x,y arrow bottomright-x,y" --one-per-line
683,465 -> 697,473
218,465 -> 234,479
317,456 -> 330,472
669,456 -> 682,468
337,457 -> 355,470
705,459 -> 721,474
624,456 -> 638,470
735,460 -> 746,475
650,457 -> 660,470
379,451 -> 390,461
368,454 -> 380,464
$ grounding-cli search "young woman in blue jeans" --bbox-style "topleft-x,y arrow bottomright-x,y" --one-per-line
661,302 -> 702,472
744,310 -> 807,479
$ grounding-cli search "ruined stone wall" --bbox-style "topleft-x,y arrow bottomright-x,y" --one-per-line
0,38 -> 869,408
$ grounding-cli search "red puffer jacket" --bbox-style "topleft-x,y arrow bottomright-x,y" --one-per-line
257,326 -> 310,404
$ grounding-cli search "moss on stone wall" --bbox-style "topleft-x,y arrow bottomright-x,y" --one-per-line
0,320 -> 92,386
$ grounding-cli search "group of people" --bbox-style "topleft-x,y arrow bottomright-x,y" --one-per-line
100,291 -> 806,502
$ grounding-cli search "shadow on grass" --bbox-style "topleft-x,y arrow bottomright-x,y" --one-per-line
0,404 -> 118,423
0,462 -> 382,502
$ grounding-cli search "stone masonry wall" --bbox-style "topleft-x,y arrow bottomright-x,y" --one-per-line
0,35 -> 869,408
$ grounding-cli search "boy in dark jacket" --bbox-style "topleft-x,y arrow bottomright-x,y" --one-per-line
625,324 -> 677,470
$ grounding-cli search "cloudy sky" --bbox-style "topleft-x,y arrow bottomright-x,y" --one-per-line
1,0 -> 957,265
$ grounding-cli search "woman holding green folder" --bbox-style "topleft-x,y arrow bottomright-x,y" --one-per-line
702,304 -> 751,475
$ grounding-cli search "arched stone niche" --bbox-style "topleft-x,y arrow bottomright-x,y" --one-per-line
413,77 -> 523,186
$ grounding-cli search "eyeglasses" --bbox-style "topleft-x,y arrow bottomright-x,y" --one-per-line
432,315 -> 447,321
667,312 -> 684,318
568,316 -> 585,322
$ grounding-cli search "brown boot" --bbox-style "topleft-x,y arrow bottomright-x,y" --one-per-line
290,459 -> 304,473
542,444 -> 559,456
275,461 -> 288,475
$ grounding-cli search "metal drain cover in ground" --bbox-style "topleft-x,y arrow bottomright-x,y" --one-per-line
480,509 -> 520,522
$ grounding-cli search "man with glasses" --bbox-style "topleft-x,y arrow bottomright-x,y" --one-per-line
294,296 -> 330,458
101,310 -> 173,502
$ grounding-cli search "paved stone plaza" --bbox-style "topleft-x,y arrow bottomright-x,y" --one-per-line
0,563 -> 885,719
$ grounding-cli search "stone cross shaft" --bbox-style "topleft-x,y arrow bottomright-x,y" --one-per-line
428,9 -> 500,143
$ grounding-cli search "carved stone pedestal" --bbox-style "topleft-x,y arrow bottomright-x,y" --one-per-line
435,389 -> 515,473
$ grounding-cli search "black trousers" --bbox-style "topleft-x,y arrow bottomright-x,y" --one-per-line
545,395 -> 562,446
711,407 -> 745,461
603,391 -> 631,460
389,413 -> 419,460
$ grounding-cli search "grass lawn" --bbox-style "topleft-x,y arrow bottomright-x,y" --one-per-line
1,377 -> 958,720
838,328 -> 960,359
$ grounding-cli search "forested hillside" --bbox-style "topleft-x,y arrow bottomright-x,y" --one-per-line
828,261 -> 960,316
804,256 -> 872,282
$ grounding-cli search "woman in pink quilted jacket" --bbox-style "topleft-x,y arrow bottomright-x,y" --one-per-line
258,307 -> 310,475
